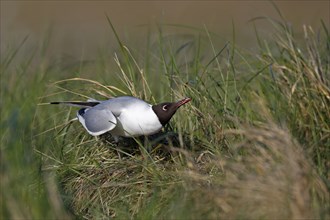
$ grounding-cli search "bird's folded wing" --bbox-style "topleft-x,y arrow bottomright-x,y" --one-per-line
77,108 -> 117,136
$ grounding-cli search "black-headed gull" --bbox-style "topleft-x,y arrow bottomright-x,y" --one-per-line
51,96 -> 191,139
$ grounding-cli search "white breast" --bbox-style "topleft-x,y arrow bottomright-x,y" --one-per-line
110,104 -> 162,137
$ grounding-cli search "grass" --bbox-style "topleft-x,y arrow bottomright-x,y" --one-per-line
1,16 -> 329,219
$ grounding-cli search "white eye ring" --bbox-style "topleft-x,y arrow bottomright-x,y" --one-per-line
162,105 -> 168,111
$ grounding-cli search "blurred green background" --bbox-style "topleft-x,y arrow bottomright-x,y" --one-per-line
1,1 -> 329,219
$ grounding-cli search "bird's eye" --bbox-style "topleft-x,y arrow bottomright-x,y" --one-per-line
162,105 -> 168,111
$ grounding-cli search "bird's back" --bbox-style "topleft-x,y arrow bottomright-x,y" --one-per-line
94,96 -> 151,116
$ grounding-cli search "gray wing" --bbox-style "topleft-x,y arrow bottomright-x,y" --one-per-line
77,108 -> 117,136
95,96 -> 150,116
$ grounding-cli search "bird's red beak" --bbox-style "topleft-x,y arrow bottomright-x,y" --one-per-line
175,97 -> 192,108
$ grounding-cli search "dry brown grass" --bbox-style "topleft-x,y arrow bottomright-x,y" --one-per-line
188,124 -> 329,219
54,121 -> 329,219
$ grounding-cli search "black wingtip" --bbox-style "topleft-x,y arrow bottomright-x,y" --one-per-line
49,101 -> 100,107
78,108 -> 87,116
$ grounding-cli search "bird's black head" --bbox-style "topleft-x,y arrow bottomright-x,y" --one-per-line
152,97 -> 191,126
